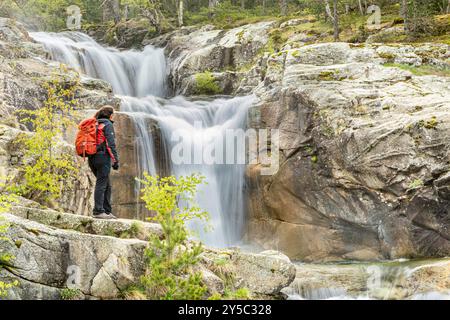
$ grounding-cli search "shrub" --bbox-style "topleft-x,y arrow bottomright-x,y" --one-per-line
137,173 -> 210,300
194,72 -> 222,95
16,67 -> 79,203
0,179 -> 20,298
60,288 -> 83,300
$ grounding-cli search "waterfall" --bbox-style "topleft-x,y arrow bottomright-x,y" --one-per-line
31,31 -> 254,247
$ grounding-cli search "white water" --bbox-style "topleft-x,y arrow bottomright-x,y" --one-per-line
31,31 -> 254,247
284,259 -> 450,300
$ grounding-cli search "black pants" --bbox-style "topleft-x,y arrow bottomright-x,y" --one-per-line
88,153 -> 112,214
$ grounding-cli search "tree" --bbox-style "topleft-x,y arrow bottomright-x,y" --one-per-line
358,0 -> 364,15
0,179 -> 19,298
101,0 -> 121,24
17,67 -> 79,203
209,0 -> 219,19
177,0 -> 184,27
137,173 -> 209,300
280,0 -> 287,15
333,0 -> 339,41
324,0 -> 339,41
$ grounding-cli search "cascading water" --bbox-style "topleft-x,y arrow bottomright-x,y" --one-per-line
283,259 -> 450,300
31,31 -> 254,248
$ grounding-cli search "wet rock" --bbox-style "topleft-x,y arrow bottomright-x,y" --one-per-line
1,212 -> 295,299
246,42 -> 450,261
163,21 -> 276,95
0,213 -> 148,299
10,206 -> 163,240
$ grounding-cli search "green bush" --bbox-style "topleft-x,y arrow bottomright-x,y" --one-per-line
194,72 -> 222,95
0,179 -> 20,298
137,173 -> 210,300
60,288 -> 83,300
16,67 -> 79,204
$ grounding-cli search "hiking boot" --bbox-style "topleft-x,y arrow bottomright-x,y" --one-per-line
93,212 -> 114,220
106,213 -> 118,219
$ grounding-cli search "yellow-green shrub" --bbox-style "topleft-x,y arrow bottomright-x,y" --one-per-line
17,68 -> 79,203
137,173 -> 210,300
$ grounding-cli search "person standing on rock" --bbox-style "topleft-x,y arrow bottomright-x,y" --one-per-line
88,105 -> 120,219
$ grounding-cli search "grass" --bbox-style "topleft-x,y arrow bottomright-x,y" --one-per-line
383,63 -> 450,77
194,71 -> 222,95
408,179 -> 424,190
60,288 -> 82,300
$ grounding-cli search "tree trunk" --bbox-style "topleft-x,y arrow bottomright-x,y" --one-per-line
447,0 -> 450,14
177,0 -> 184,27
144,0 -> 163,34
208,0 -> 215,19
280,0 -> 287,16
333,0 -> 339,41
401,0 -> 408,32
358,0 -> 364,15
241,0 -> 245,9
324,0 -> 334,21
102,0 -> 121,25
123,4 -> 129,21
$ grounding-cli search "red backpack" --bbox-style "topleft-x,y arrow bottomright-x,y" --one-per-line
75,118 -> 112,160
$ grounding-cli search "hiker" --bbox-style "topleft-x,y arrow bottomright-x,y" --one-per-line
76,105 -> 119,219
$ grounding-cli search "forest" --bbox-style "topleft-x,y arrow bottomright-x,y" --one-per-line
1,0 -> 449,40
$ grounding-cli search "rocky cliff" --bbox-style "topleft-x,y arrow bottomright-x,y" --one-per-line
157,20 -> 450,262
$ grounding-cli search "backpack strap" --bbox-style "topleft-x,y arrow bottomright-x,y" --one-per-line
97,122 -> 117,163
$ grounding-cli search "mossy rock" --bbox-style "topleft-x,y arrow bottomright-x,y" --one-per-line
194,71 -> 223,95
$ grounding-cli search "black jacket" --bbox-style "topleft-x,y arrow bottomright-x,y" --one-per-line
98,118 -> 119,163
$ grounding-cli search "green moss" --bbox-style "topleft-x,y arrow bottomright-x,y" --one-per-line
194,71 -> 222,95
291,50 -> 300,58
383,63 -> 450,77
408,179 -> 424,189
14,240 -> 22,248
424,116 -> 439,129
27,228 -> 40,236
119,221 -> 145,239
236,29 -> 245,43
318,71 -> 335,81
378,52 -> 396,60
60,288 -> 82,300
416,116 -> 439,130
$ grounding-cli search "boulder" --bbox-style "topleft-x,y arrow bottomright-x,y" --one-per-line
10,206 -> 163,240
0,213 -> 148,299
1,211 -> 295,299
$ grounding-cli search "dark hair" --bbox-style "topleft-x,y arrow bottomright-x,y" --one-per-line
95,105 -> 115,119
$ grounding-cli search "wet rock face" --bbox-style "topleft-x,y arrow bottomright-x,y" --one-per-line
245,42 -> 450,262
110,113 -> 168,220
